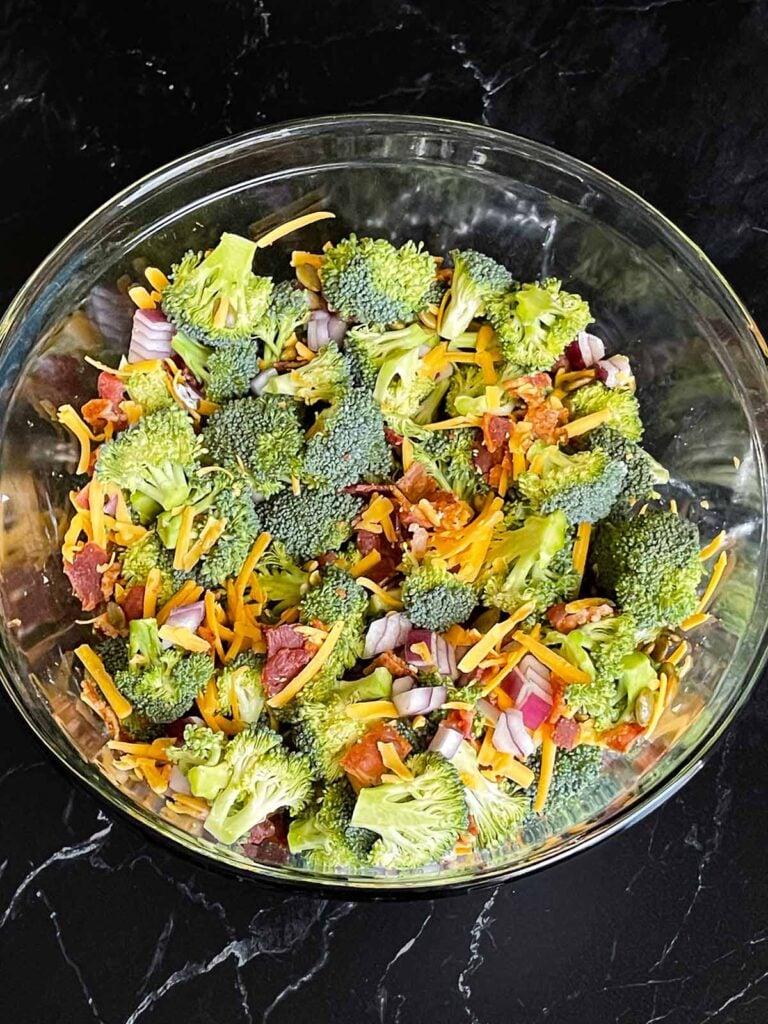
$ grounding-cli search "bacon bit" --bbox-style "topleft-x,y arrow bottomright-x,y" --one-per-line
552,716 -> 580,750
481,414 -> 511,454
262,624 -> 315,696
369,649 -> 411,678
63,542 -> 109,611
80,676 -> 120,740
547,677 -> 568,723
395,462 -> 439,503
527,404 -> 564,443
341,721 -> 412,788
546,601 -> 614,634
384,426 -> 404,447
356,529 -> 401,584
601,722 -> 644,752
122,585 -> 146,622
98,370 -> 127,406
100,559 -> 121,604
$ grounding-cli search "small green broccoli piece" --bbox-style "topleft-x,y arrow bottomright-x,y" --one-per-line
300,564 -> 368,675
253,540 -> 310,618
201,724 -> 313,846
401,559 -> 478,632
288,778 -> 375,870
566,381 -> 643,442
95,637 -> 162,742
167,723 -> 227,775
517,441 -> 627,525
95,406 -> 203,516
113,617 -> 212,724
125,366 -> 175,413
320,235 -> 436,326
258,280 -> 310,364
119,531 -> 186,604
302,387 -> 392,489
161,232 -> 273,347
545,744 -> 603,810
481,510 -> 575,615
486,279 -> 592,374
410,428 -> 488,503
445,364 -> 486,418
577,426 -> 669,515
292,698 -> 367,781
264,341 -> 349,405
440,249 -> 514,340
343,333 -> 379,390
196,477 -> 262,588
257,487 -> 364,562
201,395 -> 305,497
451,741 -> 529,849
350,751 -> 469,869
171,333 -> 258,404
591,510 -> 703,630
215,652 -> 266,724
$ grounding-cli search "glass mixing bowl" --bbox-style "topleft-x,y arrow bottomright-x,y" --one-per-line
1,115 -> 766,893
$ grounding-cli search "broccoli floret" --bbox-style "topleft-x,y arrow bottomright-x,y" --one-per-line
350,751 -> 469,869
288,778 -> 375,870
95,406 -> 203,516
451,741 -> 529,849
264,342 -> 349,405
161,232 -> 273,347
320,235 -> 436,326
578,426 -> 669,515
171,333 -> 258,404
517,441 -> 627,525
125,366 -> 175,413
445,364 -> 486,418
486,279 -> 592,374
95,638 -> 161,741
215,652 -> 266,724
481,510 -> 573,615
401,559 -> 478,631
343,333 -> 380,390
253,540 -> 310,618
113,617 -> 212,724
303,387 -> 392,488
545,744 -> 603,810
300,564 -> 368,674
615,651 -> 659,723
591,510 -> 703,630
167,723 -> 227,774
293,698 -> 367,781
195,477 -> 262,588
410,428 -> 488,503
440,249 -> 514,340
119,530 -> 186,604
258,281 -> 310,364
201,724 -> 313,846
257,487 -> 364,562
201,395 -> 305,497
566,382 -> 643,442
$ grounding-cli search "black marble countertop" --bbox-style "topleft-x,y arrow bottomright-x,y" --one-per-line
2,2 -> 768,1022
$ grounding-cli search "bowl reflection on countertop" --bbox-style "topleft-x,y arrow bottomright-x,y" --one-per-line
0,115 -> 766,892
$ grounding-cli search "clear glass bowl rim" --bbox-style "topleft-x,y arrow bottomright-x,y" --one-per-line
1,113 -> 766,894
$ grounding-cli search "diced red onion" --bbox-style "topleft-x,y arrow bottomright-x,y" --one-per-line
392,675 -> 415,697
103,493 -> 118,517
306,309 -> 332,352
476,697 -> 500,725
169,765 -> 191,795
250,367 -> 278,396
596,354 -> 634,389
129,308 -> 175,363
165,601 -> 206,634
363,613 -> 413,660
565,331 -> 605,370
519,654 -> 552,685
505,666 -> 553,708
326,315 -> 348,344
176,381 -> 203,410
518,692 -> 552,731
428,724 -> 463,759
493,708 -> 535,758
393,685 -> 447,717
404,629 -> 458,679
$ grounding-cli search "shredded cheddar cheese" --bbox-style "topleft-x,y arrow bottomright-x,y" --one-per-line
355,578 -> 404,609
572,521 -> 591,576
345,700 -> 400,722
256,210 -> 335,248
533,733 -> 556,813
563,408 -> 611,439
679,611 -> 711,632
57,405 -> 101,473
143,567 -> 162,619
459,603 -> 535,673
350,550 -> 382,578
156,581 -> 204,625
158,625 -> 211,653
695,551 -> 728,613
74,644 -> 132,719
128,285 -> 156,309
700,530 -> 726,561
512,631 -> 591,684
377,741 -> 413,780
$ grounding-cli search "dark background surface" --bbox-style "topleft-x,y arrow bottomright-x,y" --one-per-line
2,1 -> 768,1021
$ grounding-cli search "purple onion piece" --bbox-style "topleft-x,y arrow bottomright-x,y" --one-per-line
392,675 -> 416,697
363,613 -> 413,660
306,309 -> 332,352
476,697 -> 500,725
505,708 -> 536,758
392,685 -> 447,717
428,724 -> 463,759
128,307 -> 174,363
169,765 -> 192,795
103,493 -> 119,517
165,600 -> 206,634
326,315 -> 348,344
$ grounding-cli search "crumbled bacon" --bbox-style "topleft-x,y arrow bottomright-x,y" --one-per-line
80,676 -> 120,740
481,414 -> 511,454
546,602 -> 615,634
81,372 -> 128,432
122,585 -> 146,622
552,716 -> 581,750
356,528 -> 401,584
384,426 -> 404,447
100,559 -> 121,603
63,542 -> 108,611
98,371 -> 126,405
368,650 -> 411,678
262,624 -> 314,696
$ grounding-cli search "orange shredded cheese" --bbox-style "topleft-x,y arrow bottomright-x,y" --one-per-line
512,631 -> 591,684
165,793 -> 211,818
700,530 -> 726,561
377,742 -> 414,780
533,732 -> 557,813
667,640 -> 688,666
57,405 -> 101,473
435,286 -> 452,335
128,285 -> 156,309
696,551 -> 728,613
563,408 -> 611,438
572,522 -> 592,576
267,620 -> 345,708
355,578 -> 404,609
421,342 -> 451,378
196,678 -> 240,736
290,250 -> 324,268
511,450 -> 526,480
424,415 -> 482,431
158,625 -> 211,653
360,495 -> 396,542
173,506 -> 196,571
480,645 -> 525,696
107,738 -> 175,760
62,512 -> 92,562
204,591 -> 226,661
142,567 -> 162,618
74,644 -> 132,719
564,597 -> 611,612
256,211 -> 335,248
345,700 -> 400,722
88,477 -> 107,549
182,517 -> 228,571
646,671 -> 669,737
679,611 -> 711,632
144,266 -> 170,292
401,436 -> 414,471
458,603 -> 535,673
350,550 -> 382,578
235,533 -> 272,596
157,581 -> 205,625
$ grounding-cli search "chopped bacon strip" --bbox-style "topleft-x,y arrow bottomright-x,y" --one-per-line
100,560 -> 121,603
345,482 -> 396,498
481,414 -> 511,454
395,462 -> 439,503
81,371 -> 128,431
552,716 -> 581,750
384,426 -> 404,447
262,624 -> 314,696
443,708 -> 475,738
341,721 -> 412,787
356,529 -> 401,584
602,722 -> 644,752
63,542 -> 108,611
527,404 -> 564,444
98,371 -> 126,405
368,650 -> 411,678
546,602 -> 615,634
122,585 -> 146,622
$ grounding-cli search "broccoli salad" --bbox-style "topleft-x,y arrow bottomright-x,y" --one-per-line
57,212 -> 727,872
